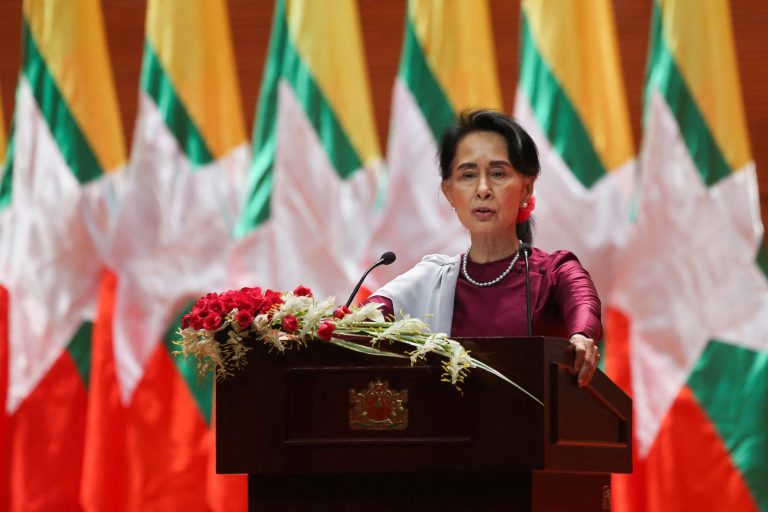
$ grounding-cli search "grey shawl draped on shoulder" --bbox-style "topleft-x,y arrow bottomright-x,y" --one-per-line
371,254 -> 461,335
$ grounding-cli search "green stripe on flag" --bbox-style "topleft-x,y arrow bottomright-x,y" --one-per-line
67,321 -> 93,390
22,20 -> 102,184
399,16 -> 454,143
519,15 -> 606,189
596,338 -> 606,372
644,4 -> 731,187
688,340 -> 768,511
163,303 -> 213,426
236,0 -> 362,237
235,8 -> 282,235
0,127 -> 14,210
755,242 -> 768,280
141,42 -> 213,168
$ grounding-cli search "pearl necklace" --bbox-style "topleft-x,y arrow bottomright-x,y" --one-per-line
462,246 -> 521,287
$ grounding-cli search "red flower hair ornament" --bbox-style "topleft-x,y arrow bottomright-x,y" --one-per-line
516,192 -> 536,224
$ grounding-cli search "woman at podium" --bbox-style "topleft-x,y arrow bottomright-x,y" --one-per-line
368,110 -> 602,387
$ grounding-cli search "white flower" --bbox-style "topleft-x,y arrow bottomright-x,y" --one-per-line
442,340 -> 472,385
252,314 -> 272,336
336,303 -> 385,326
225,330 -> 249,362
301,297 -> 335,331
274,293 -> 314,320
263,328 -> 286,352
372,315 -> 430,344
408,332 -> 449,364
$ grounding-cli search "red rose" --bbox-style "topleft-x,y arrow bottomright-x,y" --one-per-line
236,297 -> 253,313
316,320 -> 336,341
293,285 -> 313,297
240,297 -> 265,315
251,297 -> 266,313
262,291 -> 284,316
191,299 -> 207,314
223,297 -> 237,311
207,298 -> 225,315
189,314 -> 206,330
235,310 -> 254,329
181,314 -> 192,329
264,290 -> 284,307
282,315 -> 299,333
333,306 -> 351,319
203,315 -> 223,331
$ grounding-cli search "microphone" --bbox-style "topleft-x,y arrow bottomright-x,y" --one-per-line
344,251 -> 397,308
519,243 -> 533,336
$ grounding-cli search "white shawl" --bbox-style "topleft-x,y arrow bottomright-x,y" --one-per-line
372,254 -> 461,335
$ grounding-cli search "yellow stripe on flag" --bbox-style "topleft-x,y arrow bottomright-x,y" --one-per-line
146,0 -> 246,159
285,0 -> 381,166
658,0 -> 752,171
522,0 -> 633,171
24,0 -> 125,173
409,0 -> 502,112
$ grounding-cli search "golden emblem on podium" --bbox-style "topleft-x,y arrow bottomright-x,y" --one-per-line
349,380 -> 408,430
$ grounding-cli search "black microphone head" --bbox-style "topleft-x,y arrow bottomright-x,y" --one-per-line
380,251 -> 396,265
518,243 -> 533,256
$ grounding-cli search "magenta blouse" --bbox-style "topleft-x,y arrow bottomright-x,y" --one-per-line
367,248 -> 602,340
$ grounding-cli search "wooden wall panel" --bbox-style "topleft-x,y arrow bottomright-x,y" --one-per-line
0,0 -> 765,234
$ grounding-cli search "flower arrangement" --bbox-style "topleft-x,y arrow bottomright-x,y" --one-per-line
175,285 -> 541,404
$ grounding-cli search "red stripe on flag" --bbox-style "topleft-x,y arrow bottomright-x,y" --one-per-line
605,307 -> 649,512
124,340 -> 246,510
352,285 -> 373,306
644,385 -> 759,511
0,286 -> 9,510
82,270 -> 128,510
124,342 -> 210,509
607,306 -> 759,511
7,348 -> 87,509
604,306 -> 632,395
82,271 -> 246,510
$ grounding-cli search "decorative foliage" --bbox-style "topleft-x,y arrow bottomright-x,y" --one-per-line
175,286 -> 542,404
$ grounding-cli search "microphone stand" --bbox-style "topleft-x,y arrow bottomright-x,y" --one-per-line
520,244 -> 533,337
345,252 -> 396,308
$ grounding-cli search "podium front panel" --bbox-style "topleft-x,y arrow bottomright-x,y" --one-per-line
216,337 -> 631,475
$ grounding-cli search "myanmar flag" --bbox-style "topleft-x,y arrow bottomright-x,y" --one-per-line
513,0 -> 635,301
231,0 -> 381,301
0,0 -> 126,508
87,0 -> 249,509
367,0 -> 502,288
0,86 -> 10,505
610,1 -> 768,510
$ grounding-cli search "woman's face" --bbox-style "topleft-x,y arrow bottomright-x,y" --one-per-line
441,130 -> 534,241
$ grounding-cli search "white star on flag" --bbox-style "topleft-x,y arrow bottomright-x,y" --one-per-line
610,92 -> 768,455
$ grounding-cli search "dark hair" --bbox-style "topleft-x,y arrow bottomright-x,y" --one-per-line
438,109 -> 541,243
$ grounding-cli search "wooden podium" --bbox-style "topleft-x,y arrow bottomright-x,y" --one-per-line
216,337 -> 632,511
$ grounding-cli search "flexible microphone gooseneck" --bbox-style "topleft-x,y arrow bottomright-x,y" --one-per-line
519,243 -> 533,336
344,251 -> 397,308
